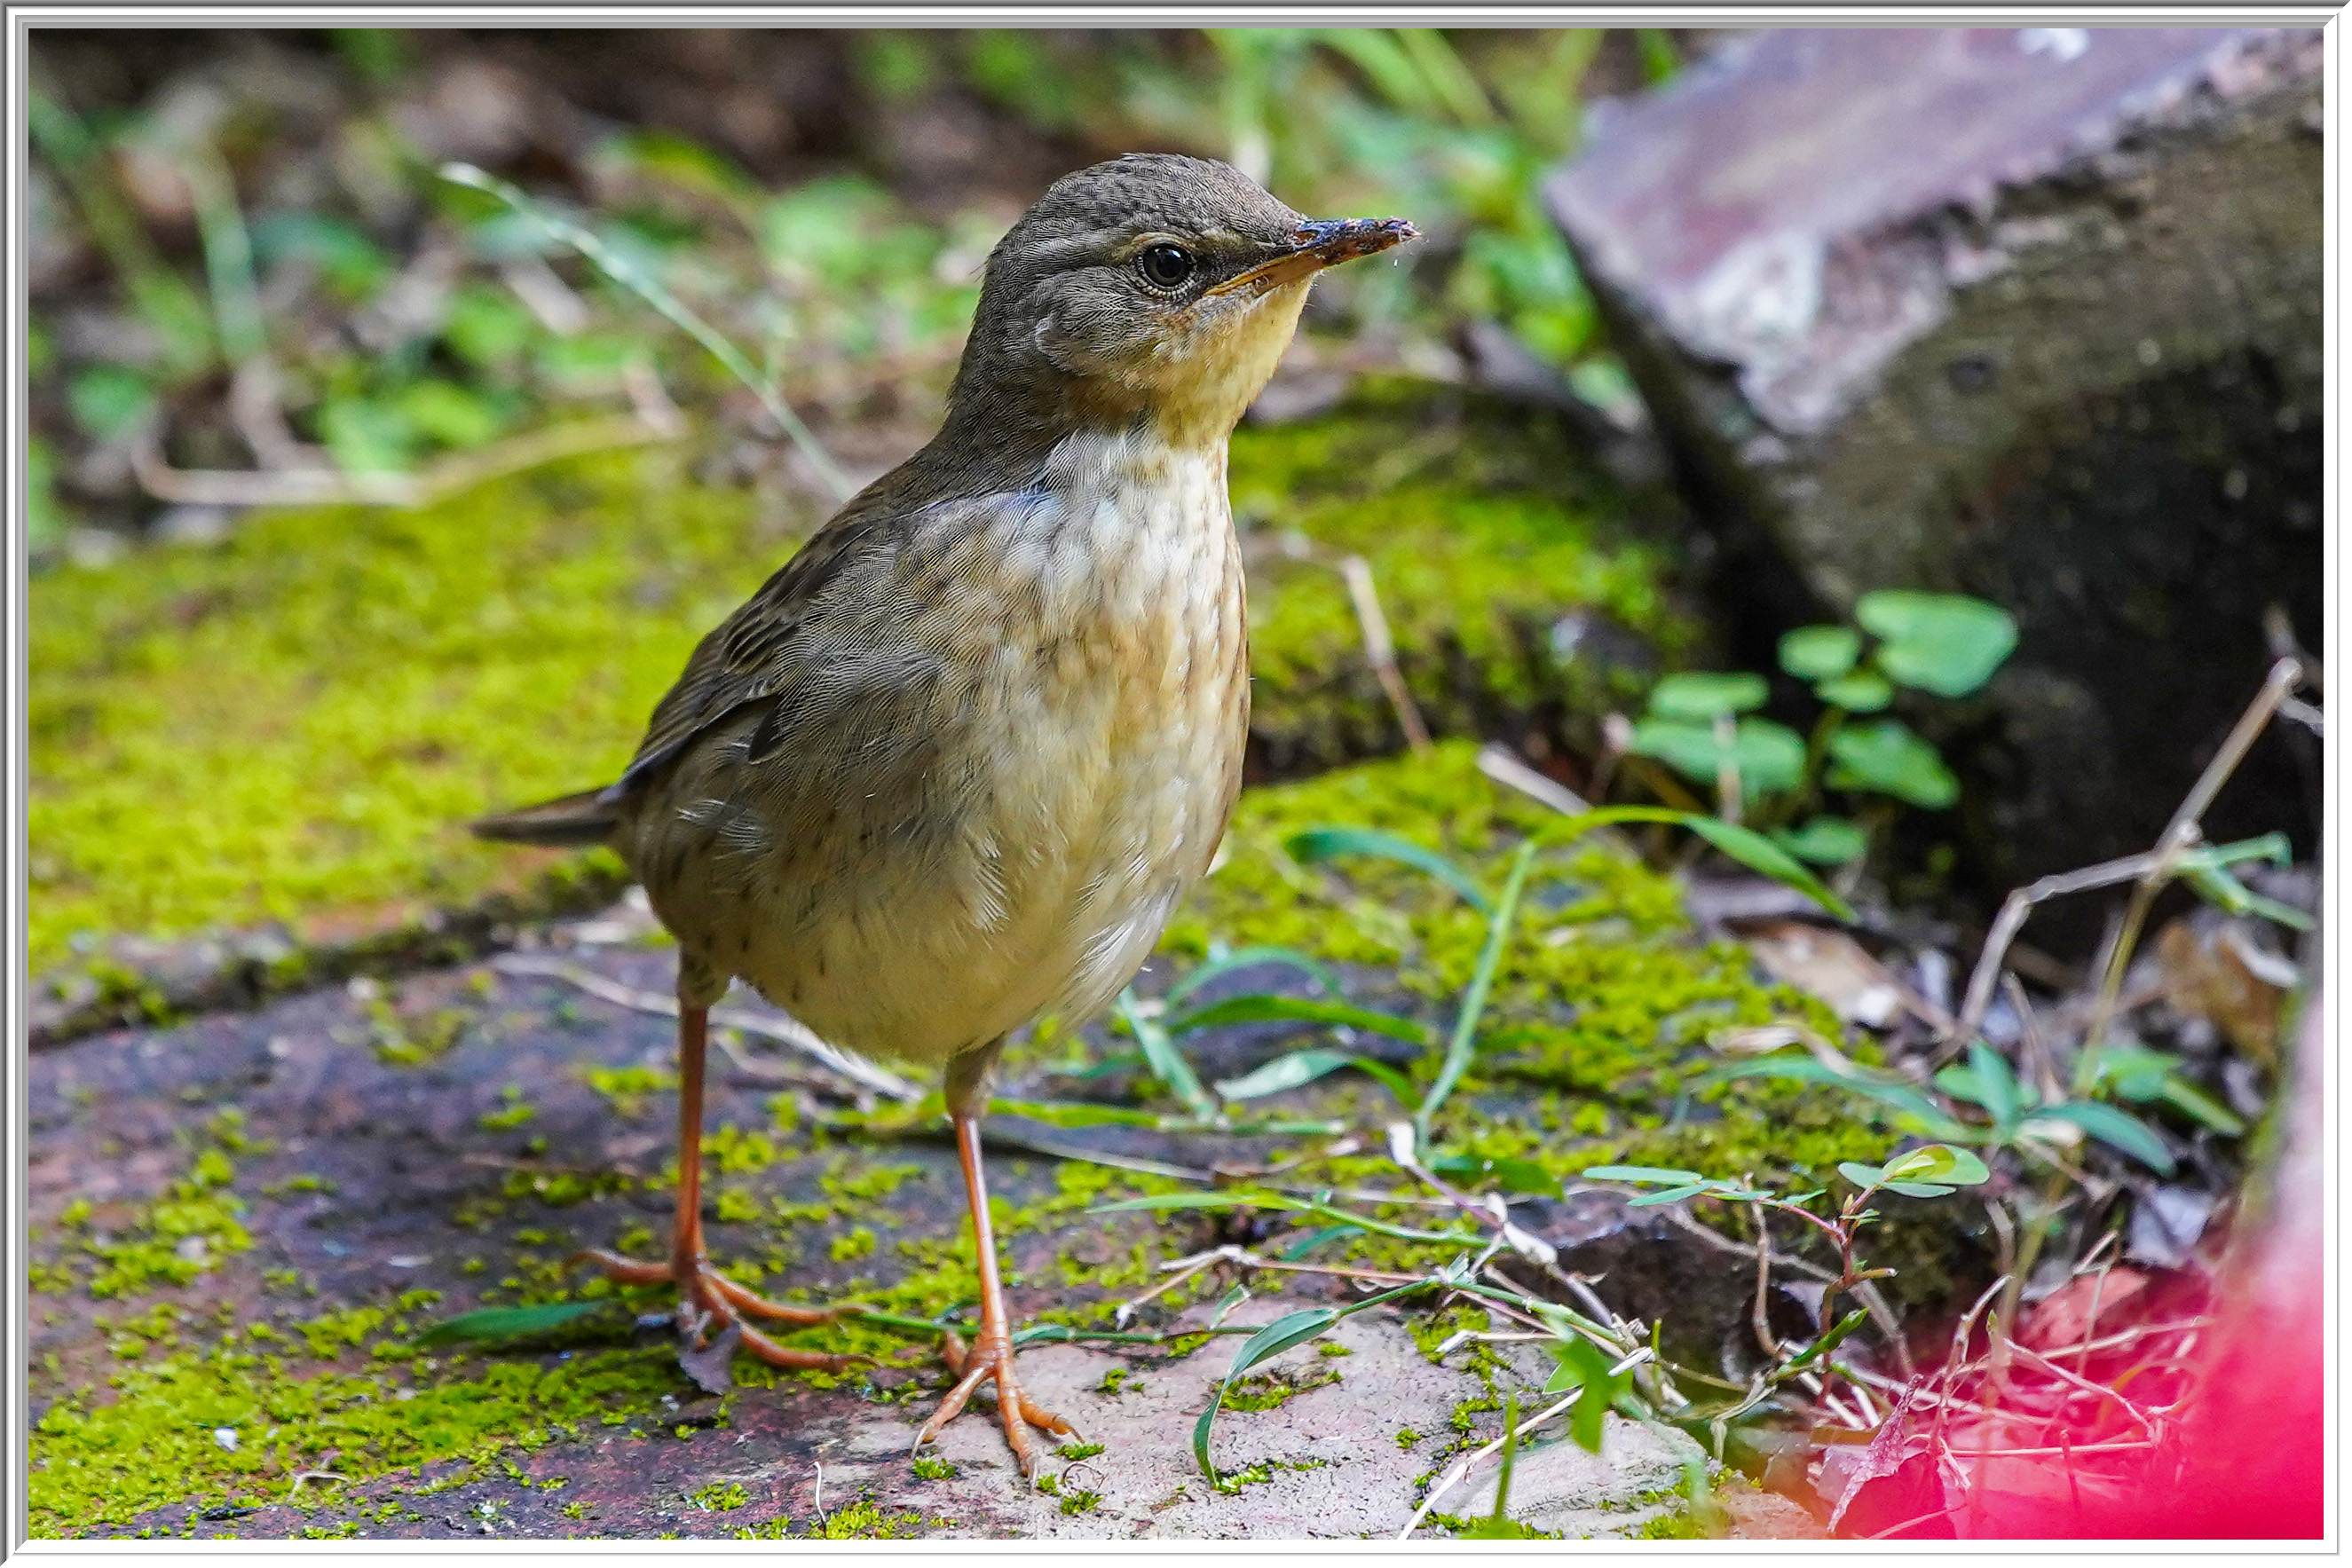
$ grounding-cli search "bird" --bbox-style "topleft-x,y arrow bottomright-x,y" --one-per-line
472,152 -> 1414,1481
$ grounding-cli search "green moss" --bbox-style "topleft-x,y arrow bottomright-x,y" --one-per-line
1219,1366 -> 1341,1413
28,1315 -> 683,1537
1228,382 -> 1688,770
28,446 -> 772,976
690,1481 -> 750,1511
586,1064 -> 674,1119
807,1499 -> 925,1540
1164,742 -> 1900,1193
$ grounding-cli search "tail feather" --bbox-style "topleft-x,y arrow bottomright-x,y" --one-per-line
471,785 -> 622,848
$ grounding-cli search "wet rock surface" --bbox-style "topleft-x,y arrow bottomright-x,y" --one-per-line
1547,27 -> 2324,903
27,932 -> 1730,1540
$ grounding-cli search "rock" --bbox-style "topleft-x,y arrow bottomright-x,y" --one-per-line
1548,28 -> 2323,901
1449,1418 -> 1701,1536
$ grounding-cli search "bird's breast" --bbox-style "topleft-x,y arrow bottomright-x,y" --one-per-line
657,429 -> 1251,1066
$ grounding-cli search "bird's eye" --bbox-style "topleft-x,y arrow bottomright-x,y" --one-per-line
1136,244 -> 1196,290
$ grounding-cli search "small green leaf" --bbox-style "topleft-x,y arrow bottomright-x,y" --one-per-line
2158,1078 -> 2247,1138
1966,1044 -> 2020,1132
1429,1154 -> 1562,1198
1646,671 -> 1768,720
1779,1308 -> 1869,1375
2179,861 -> 2316,931
1772,816 -> 1868,866
1815,672 -> 1894,713
1856,591 -> 2018,697
68,365 -> 157,442
1582,1164 -> 1708,1186
1212,1048 -> 1358,1102
1115,989 -> 1215,1122
1627,1185 -> 1709,1206
1629,717 -> 1807,797
1779,626 -> 1860,681
397,379 -> 508,450
1837,1161 -> 1886,1188
1682,817 -> 1855,920
1882,1180 -> 1956,1197
1284,827 -> 1491,913
1166,994 -> 1430,1047
2037,1101 -> 2177,1173
317,398 -> 417,475
1827,720 -> 1959,808
1542,1336 -> 1633,1453
1881,1144 -> 1992,1186
1348,1056 -> 1423,1113
413,1301 -> 606,1347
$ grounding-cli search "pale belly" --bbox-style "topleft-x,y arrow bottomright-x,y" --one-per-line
623,434 -> 1250,1068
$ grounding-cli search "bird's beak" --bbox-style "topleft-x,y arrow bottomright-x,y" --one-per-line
1206,217 -> 1418,299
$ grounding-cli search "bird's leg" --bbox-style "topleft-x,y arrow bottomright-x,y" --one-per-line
912,1044 -> 1077,1481
574,999 -> 865,1379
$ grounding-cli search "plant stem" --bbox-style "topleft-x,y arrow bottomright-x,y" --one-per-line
1414,840 -> 1536,1146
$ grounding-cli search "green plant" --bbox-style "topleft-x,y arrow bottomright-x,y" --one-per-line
1589,1143 -> 1991,1336
1628,591 -> 2019,869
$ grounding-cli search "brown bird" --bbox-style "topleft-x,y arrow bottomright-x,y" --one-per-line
474,153 -> 1412,1479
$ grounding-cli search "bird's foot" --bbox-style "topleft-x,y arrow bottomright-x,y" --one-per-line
912,1328 -> 1077,1483
574,1246 -> 870,1390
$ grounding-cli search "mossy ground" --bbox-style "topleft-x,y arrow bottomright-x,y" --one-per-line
28,743 -> 1913,1540
29,385 -> 1688,993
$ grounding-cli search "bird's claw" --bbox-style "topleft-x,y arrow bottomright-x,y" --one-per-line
572,1246 -> 872,1380
912,1333 -> 1077,1484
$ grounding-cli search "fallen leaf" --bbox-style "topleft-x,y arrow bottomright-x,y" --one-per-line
2157,915 -> 2289,1067
2019,1266 -> 2149,1351
1739,920 -> 1915,1028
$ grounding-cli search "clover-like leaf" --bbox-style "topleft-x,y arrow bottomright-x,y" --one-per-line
1779,626 -> 1860,682
1856,591 -> 2018,697
1827,720 -> 1959,808
1647,671 -> 1770,720
1630,716 -> 1806,797
1816,672 -> 1894,713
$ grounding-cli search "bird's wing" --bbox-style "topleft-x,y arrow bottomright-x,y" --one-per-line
613,485 -> 1020,796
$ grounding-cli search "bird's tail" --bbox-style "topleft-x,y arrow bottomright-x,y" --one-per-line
470,786 -> 622,847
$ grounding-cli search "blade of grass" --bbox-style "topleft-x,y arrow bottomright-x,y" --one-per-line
1413,839 -> 1536,1146
1533,807 -> 1856,922
1115,989 -> 1218,1122
438,162 -> 854,503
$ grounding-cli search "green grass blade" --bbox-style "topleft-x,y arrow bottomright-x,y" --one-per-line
437,162 -> 853,503
1414,839 -> 1536,1145
1284,826 -> 1493,913
413,1301 -> 608,1347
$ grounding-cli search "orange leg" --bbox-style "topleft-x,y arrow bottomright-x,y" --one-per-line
911,1064 -> 1077,1481
574,1002 -> 866,1384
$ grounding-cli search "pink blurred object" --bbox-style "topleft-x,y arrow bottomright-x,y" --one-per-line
1835,989 -> 2325,1540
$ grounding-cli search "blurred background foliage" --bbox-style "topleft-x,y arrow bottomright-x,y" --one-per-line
26,26 -> 1692,559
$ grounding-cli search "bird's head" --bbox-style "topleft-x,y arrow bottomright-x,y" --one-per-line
947,154 -> 1415,451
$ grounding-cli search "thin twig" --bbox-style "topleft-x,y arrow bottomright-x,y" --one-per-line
135,414 -> 679,510
2078,656 -> 2303,1068
1397,1391 -> 1584,1540
1339,554 -> 1432,752
487,951 -> 917,1101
